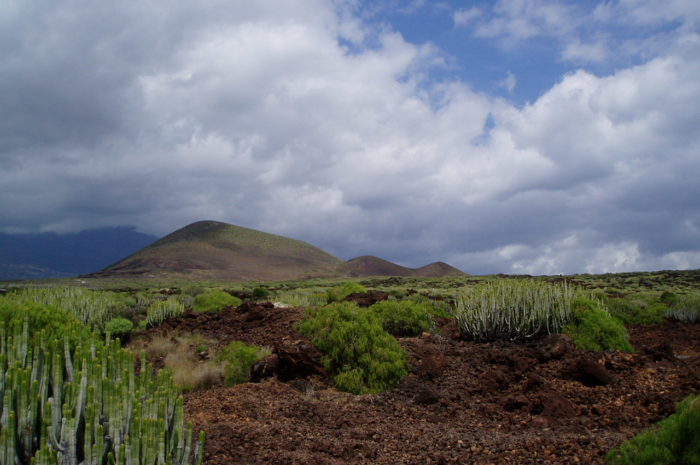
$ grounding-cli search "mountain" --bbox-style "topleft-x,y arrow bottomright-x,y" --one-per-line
2,220 -> 466,282
339,255 -> 467,278
91,221 -> 344,281
0,227 -> 158,280
412,262 -> 466,277
340,256 -> 414,277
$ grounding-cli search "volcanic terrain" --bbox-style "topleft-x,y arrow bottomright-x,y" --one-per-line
140,297 -> 700,465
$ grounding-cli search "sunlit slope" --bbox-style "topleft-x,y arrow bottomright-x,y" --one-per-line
93,221 -> 344,281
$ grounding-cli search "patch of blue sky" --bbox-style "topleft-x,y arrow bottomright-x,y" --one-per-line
355,0 -> 692,106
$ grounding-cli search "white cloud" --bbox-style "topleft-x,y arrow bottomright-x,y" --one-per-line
464,0 -> 699,65
499,70 -> 517,93
473,0 -> 577,41
453,7 -> 482,27
562,39 -> 608,63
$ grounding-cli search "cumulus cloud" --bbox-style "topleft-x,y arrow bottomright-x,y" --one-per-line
0,0 -> 699,274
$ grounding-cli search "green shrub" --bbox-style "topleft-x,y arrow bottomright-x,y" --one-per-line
665,295 -> 700,323
0,298 -> 90,347
105,317 -> 134,338
327,282 -> 367,303
146,298 -> 185,327
297,302 -> 408,394
193,290 -> 242,313
565,297 -> 634,352
607,299 -> 666,325
401,293 -> 452,316
659,291 -> 679,306
181,284 -> 206,297
369,299 -> 434,336
607,394 -> 700,465
454,279 -> 576,341
5,287 -> 125,331
252,287 -> 270,299
218,341 -> 270,385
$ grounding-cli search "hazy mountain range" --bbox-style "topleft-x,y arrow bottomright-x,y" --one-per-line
0,227 -> 158,280
1,221 -> 466,281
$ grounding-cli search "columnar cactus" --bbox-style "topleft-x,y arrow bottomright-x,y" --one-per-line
0,319 -> 205,465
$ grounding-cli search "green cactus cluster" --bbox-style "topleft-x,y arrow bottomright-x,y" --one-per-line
7,288 -> 126,332
146,299 -> 186,328
0,319 -> 204,465
454,279 -> 578,341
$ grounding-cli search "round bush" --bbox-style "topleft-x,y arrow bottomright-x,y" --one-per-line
218,341 -> 270,386
297,302 -> 408,394
105,317 -> 134,337
193,290 -> 242,313
369,300 -> 434,337
327,282 -> 367,303
252,287 -> 270,299
565,297 -> 633,352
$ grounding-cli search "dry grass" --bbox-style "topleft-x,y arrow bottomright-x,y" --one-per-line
131,333 -> 223,391
165,349 -> 224,391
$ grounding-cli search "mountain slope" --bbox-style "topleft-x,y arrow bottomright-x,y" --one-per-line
339,256 -> 414,277
338,255 -> 467,278
93,221 -> 344,281
412,262 -> 466,277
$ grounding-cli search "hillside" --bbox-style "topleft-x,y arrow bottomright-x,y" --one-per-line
412,261 -> 466,277
339,255 -> 467,278
92,221 -> 344,281
89,220 -> 467,282
340,256 -> 414,277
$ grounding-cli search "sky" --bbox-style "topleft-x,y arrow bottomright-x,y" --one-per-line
1,0 -> 699,275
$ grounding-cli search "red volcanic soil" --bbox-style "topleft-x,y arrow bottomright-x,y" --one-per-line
146,304 -> 700,465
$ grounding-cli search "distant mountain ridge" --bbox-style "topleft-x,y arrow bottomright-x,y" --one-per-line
339,256 -> 465,278
0,227 -> 158,280
92,220 -> 467,281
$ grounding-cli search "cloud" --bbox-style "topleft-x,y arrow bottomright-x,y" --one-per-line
1,0 -> 699,274
461,0 -> 699,65
472,0 -> 577,41
453,7 -> 482,27
499,71 -> 517,93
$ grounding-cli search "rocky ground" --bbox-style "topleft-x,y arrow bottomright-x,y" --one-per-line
145,301 -> 700,465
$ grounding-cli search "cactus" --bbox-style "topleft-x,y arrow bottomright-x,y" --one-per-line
0,318 -> 205,465
146,299 -> 185,328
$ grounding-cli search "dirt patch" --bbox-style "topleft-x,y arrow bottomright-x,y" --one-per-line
140,309 -> 700,464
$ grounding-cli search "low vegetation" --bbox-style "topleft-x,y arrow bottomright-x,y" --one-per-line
607,394 -> 700,465
0,316 -> 204,464
369,299 -> 436,337
665,294 -> 700,323
607,298 -> 666,326
218,341 -> 271,386
146,297 -> 185,327
297,302 -> 408,394
193,290 -> 242,313
3,287 -> 127,331
565,297 -> 634,353
326,281 -> 367,303
454,279 -> 576,341
2,269 -> 698,463
105,317 -> 134,339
